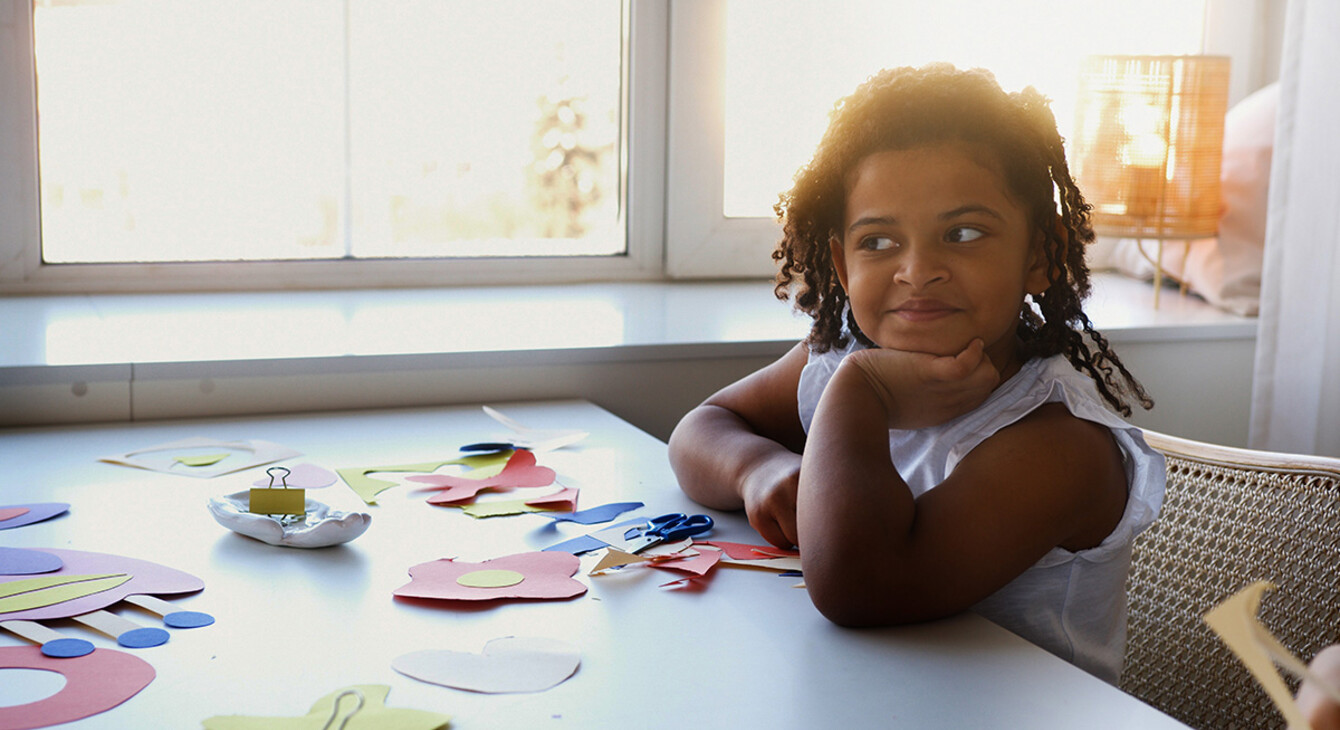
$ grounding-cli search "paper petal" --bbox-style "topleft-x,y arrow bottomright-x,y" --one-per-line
0,503 -> 70,531
0,547 -> 65,575
394,552 -> 585,603
393,637 -> 580,694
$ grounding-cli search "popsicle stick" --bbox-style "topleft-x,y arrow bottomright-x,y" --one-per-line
71,610 -> 169,648
123,593 -> 215,628
1,619 -> 95,658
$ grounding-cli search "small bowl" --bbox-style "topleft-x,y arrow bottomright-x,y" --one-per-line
207,491 -> 371,548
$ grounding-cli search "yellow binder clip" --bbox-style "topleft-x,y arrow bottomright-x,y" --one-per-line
249,466 -> 306,518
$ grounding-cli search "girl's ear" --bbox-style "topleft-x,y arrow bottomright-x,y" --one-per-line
1024,226 -> 1054,296
829,236 -> 850,292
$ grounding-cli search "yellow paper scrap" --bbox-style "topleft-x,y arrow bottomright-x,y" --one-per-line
1203,581 -> 1318,729
176,453 -> 230,467
201,684 -> 449,730
589,548 -> 649,575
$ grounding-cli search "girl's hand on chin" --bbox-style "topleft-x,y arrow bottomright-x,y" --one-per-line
845,338 -> 1000,430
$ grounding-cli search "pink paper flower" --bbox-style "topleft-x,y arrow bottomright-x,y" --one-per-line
394,551 -> 586,603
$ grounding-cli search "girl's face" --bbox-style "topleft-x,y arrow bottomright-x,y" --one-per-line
831,142 -> 1049,372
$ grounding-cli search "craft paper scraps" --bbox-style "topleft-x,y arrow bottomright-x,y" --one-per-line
101,437 -> 301,478
201,684 -> 450,730
0,548 -> 204,622
0,645 -> 154,730
483,405 -> 590,451
394,552 -> 586,603
1204,581 -> 1340,729
337,451 -> 512,504
541,517 -> 647,554
394,636 -> 580,694
542,501 -> 644,525
699,540 -> 803,573
413,449 -> 557,505
0,503 -> 69,531
542,534 -> 609,555
251,463 -> 337,489
454,486 -> 577,519
0,547 -> 64,575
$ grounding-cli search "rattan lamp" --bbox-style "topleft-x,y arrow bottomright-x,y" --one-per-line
1071,55 -> 1231,307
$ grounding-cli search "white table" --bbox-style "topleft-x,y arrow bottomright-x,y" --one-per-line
0,401 -> 1188,728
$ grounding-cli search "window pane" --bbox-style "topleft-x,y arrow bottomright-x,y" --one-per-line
348,0 -> 624,259
34,1 -> 347,264
723,0 -> 1206,218
33,0 -> 625,265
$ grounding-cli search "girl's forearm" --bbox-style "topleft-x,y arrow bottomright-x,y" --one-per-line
668,404 -> 799,511
798,360 -> 919,625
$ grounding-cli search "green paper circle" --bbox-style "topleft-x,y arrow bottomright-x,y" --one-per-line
456,569 -> 525,588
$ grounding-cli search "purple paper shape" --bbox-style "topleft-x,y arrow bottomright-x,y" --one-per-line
251,463 -> 337,489
0,502 -> 70,530
0,548 -> 205,621
542,501 -> 644,525
0,547 -> 65,575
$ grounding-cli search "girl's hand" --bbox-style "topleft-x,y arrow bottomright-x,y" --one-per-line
740,451 -> 802,549
844,339 -> 1000,430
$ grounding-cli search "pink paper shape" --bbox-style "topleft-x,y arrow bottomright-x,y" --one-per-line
525,487 -> 579,510
0,507 -> 30,521
412,450 -> 557,505
0,549 -> 204,621
394,552 -> 585,603
698,540 -> 800,560
0,646 -> 155,730
649,548 -> 723,577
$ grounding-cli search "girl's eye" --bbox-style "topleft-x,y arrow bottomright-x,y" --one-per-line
859,236 -> 896,251
946,226 -> 985,243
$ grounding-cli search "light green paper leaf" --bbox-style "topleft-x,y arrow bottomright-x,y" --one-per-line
176,453 -> 231,467
0,573 -> 131,613
337,452 -> 512,504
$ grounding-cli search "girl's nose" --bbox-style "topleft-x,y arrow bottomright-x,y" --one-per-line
893,242 -> 949,289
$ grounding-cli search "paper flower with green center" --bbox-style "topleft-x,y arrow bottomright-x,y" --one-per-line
393,551 -> 586,603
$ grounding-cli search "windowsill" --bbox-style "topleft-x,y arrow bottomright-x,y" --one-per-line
0,271 -> 1256,371
0,272 -> 1257,427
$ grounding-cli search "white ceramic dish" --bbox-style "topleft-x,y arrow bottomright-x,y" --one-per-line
207,491 -> 371,548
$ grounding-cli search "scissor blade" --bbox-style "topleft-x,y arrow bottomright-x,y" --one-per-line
623,534 -> 663,554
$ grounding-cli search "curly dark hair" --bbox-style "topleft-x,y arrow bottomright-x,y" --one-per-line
773,63 -> 1152,416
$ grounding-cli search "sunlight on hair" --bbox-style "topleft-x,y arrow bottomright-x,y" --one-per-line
723,0 -> 1206,218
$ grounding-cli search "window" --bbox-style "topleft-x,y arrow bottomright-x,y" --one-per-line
0,0 -> 667,291
0,0 -> 1278,292
666,0 -> 1280,277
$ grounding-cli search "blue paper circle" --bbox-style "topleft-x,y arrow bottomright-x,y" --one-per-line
163,610 -> 215,629
41,637 -> 95,658
117,627 -> 169,648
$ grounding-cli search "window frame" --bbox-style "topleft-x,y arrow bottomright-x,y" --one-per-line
664,0 -> 1285,279
0,0 -> 667,293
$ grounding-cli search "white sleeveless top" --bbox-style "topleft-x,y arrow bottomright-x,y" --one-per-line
797,339 -> 1166,684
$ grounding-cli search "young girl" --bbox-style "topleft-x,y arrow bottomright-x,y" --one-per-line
668,64 -> 1165,684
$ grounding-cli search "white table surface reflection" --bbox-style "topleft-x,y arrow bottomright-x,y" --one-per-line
0,401 -> 1188,728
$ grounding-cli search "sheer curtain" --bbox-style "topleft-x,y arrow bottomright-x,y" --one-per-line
1249,0 -> 1340,457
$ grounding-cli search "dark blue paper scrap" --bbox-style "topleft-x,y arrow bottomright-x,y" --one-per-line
542,501 -> 644,525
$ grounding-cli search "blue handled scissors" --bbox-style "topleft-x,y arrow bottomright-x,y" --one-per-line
624,512 -> 714,553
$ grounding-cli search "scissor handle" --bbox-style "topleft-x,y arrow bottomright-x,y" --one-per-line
643,513 -> 686,536
658,514 -> 713,541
